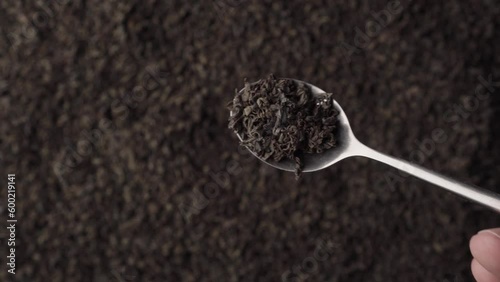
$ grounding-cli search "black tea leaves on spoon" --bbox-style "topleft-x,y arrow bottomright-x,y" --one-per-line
228,75 -> 339,178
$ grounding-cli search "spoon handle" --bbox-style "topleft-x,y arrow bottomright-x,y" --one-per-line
356,143 -> 500,213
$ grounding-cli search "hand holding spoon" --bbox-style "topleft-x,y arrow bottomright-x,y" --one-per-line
232,79 -> 500,213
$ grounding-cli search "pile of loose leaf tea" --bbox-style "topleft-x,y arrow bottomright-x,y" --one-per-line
228,75 -> 339,177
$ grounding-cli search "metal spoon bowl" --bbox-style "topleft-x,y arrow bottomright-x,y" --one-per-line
232,79 -> 500,213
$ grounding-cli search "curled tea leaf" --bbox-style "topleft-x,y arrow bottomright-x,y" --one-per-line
228,75 -> 339,177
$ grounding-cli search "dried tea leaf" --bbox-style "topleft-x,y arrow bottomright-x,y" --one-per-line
228,74 -> 339,177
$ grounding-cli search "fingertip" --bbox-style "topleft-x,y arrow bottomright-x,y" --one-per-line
471,259 -> 500,282
470,229 -> 500,279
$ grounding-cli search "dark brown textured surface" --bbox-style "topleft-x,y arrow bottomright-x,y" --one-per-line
1,0 -> 500,281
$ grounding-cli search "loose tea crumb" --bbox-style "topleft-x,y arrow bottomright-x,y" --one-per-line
228,75 -> 339,177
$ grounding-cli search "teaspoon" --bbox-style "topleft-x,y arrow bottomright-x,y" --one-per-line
232,79 -> 500,213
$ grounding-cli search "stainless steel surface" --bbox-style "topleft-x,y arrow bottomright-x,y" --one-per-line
232,79 -> 500,213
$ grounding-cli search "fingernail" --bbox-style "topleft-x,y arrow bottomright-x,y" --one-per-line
478,229 -> 500,240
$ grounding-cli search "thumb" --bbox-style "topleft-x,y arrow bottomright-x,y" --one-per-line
470,228 -> 500,281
